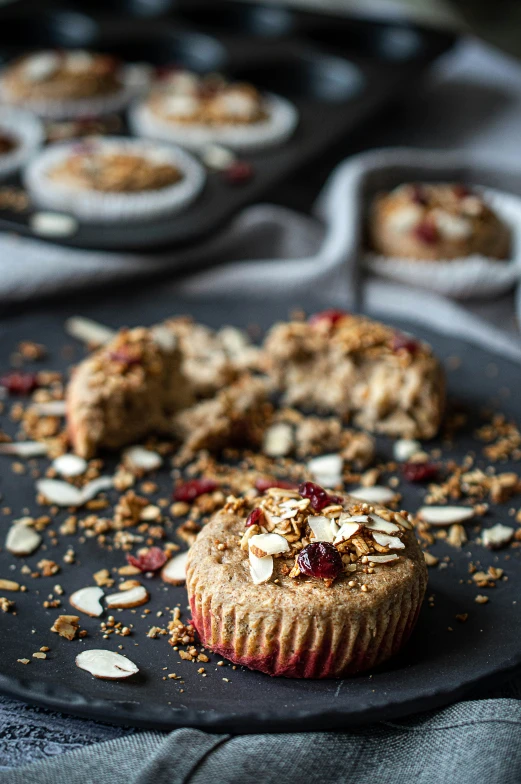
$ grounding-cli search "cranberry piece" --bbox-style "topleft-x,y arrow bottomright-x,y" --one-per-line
127,546 -> 167,573
414,220 -> 438,245
246,507 -> 264,528
402,461 -> 438,483
173,478 -> 218,502
308,309 -> 348,327
223,161 -> 254,185
108,349 -> 141,366
391,332 -> 419,355
298,481 -> 341,512
0,371 -> 39,395
453,184 -> 471,199
297,541 -> 343,581
410,184 -> 427,205
255,478 -> 297,493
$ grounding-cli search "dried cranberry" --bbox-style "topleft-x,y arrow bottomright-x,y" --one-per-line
255,477 -> 297,493
297,541 -> 343,581
453,184 -> 471,199
410,184 -> 427,205
223,161 -> 254,185
108,349 -> 141,366
0,371 -> 39,395
391,332 -> 419,355
298,481 -> 342,512
308,309 -> 348,327
246,507 -> 264,527
173,478 -> 218,502
414,220 -> 438,245
127,546 -> 167,573
402,461 -> 438,483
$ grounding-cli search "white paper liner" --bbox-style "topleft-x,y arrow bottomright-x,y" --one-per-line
129,92 -> 298,152
0,64 -> 150,120
364,188 -> 521,300
0,107 -> 44,180
24,137 -> 206,223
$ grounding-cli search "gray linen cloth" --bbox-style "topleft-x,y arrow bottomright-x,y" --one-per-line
2,34 -> 521,782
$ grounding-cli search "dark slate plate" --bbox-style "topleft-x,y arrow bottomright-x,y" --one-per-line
0,287 -> 520,732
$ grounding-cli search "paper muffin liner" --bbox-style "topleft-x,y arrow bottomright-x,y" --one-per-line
0,107 -> 44,180
0,64 -> 150,121
364,188 -> 521,300
129,92 -> 298,152
24,137 -> 205,223
187,556 -> 427,679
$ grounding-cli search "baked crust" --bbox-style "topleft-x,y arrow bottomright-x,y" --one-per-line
187,494 -> 427,678
263,313 -> 445,439
369,183 -> 510,261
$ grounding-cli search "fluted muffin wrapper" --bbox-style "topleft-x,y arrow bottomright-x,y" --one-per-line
0,64 -> 150,120
188,563 -> 426,679
129,92 -> 298,152
365,188 -> 521,300
0,107 -> 44,180
24,136 -> 206,223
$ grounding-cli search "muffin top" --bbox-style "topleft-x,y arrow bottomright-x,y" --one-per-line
48,144 -> 183,193
1,50 -> 123,102
369,182 -> 509,261
187,483 -> 426,614
148,70 -> 268,126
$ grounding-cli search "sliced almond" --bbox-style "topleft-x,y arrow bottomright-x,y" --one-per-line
65,316 -> 115,347
308,515 -> 335,543
79,476 -> 113,503
482,523 -> 514,549
6,523 -> 42,556
70,586 -> 104,617
333,522 -> 361,545
105,585 -> 149,609
348,486 -> 396,504
249,550 -> 273,584
29,400 -> 67,417
371,531 -> 405,550
37,476 -> 113,507
393,439 -> 422,462
0,442 -> 48,458
52,454 -> 88,478
307,453 -> 343,487
75,649 -> 139,680
123,446 -> 162,473
369,554 -> 399,564
262,423 -> 293,458
418,506 -> 474,526
248,533 -> 289,557
161,551 -> 189,585
150,324 -> 177,352
364,514 -> 400,534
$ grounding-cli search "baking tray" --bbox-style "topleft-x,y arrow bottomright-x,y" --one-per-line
0,0 -> 457,250
0,288 -> 520,733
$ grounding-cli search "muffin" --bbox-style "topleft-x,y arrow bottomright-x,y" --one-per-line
263,310 -> 445,439
369,183 -> 510,262
187,483 -> 427,678
67,326 -> 193,458
0,50 -> 141,119
24,137 -> 205,222
130,69 -> 298,151
0,107 -> 43,180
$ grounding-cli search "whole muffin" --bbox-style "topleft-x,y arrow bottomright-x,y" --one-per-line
369,182 -> 510,261
187,483 -> 427,678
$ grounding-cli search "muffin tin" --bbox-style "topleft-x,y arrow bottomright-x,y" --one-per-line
0,1 -> 457,251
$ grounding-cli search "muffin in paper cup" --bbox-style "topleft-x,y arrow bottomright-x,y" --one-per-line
0,107 -> 44,180
129,71 -> 298,151
187,489 -> 427,678
0,51 -> 151,120
365,184 -> 521,299
24,137 -> 205,223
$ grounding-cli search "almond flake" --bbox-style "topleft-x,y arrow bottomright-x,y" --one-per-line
52,454 -> 88,478
37,476 -> 113,507
364,514 -> 400,534
308,515 -> 335,543
249,550 -> 273,584
248,533 -> 289,557
371,531 -> 405,550
369,554 -> 399,564
70,586 -> 104,617
418,506 -> 474,526
123,446 -> 163,473
0,442 -> 48,458
75,649 -> 139,680
393,439 -> 422,462
348,486 -> 396,504
65,317 -> 116,347
307,453 -> 343,487
333,522 -> 361,545
161,551 -> 189,585
28,400 -> 67,417
262,423 -> 293,458
6,522 -> 42,556
105,585 -> 149,609
482,523 -> 514,549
